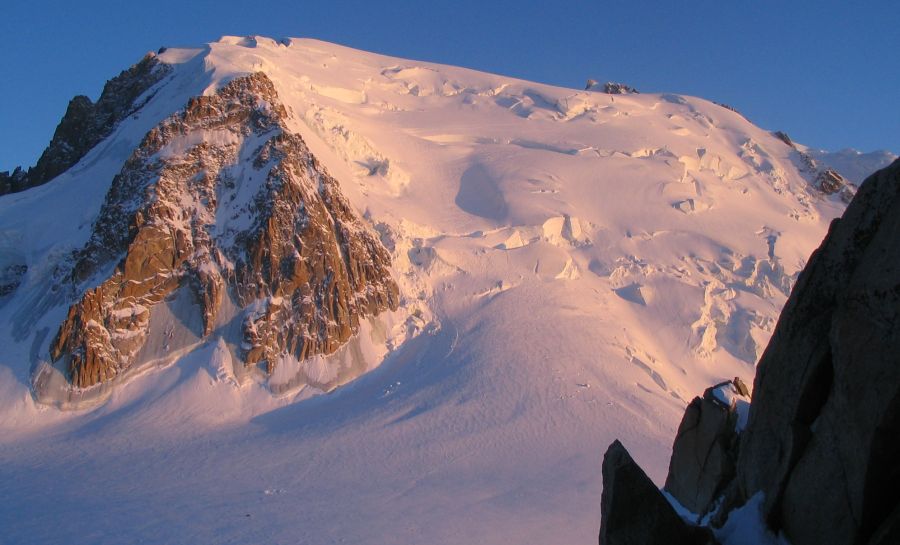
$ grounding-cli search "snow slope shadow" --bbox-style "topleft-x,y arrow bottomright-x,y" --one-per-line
455,163 -> 507,221
250,320 -> 459,436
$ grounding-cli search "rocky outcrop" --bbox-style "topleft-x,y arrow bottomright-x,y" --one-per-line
600,440 -> 716,545
664,379 -> 750,517
585,80 -> 639,94
771,129 -> 857,202
735,157 -> 900,545
773,131 -> 795,148
600,159 -> 900,545
806,148 -> 899,186
0,53 -> 169,196
49,72 -> 399,388
814,167 -> 851,195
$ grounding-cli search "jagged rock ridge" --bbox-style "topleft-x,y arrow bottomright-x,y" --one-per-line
0,53 -> 170,195
49,72 -> 399,388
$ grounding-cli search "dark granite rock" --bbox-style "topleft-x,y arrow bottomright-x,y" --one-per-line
599,440 -> 716,545
736,158 -> 900,545
867,504 -> 900,545
732,377 -> 750,397
611,160 -> 900,544
664,380 -> 749,517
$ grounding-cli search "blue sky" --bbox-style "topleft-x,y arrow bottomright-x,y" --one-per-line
2,0 -> 898,172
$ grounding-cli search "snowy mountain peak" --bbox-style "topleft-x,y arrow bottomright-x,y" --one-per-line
32,71 -> 401,406
0,36 -> 872,544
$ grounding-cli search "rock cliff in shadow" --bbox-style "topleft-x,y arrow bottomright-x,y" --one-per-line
598,158 -> 900,545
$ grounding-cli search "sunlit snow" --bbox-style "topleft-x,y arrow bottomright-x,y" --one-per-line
0,36 -> 849,544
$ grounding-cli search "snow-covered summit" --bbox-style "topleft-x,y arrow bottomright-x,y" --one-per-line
0,36 -> 858,544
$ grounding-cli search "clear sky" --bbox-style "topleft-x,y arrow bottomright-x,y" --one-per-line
2,0 -> 898,172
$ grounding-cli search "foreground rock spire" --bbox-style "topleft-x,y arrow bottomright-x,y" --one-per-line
598,158 -> 900,545
49,72 -> 399,388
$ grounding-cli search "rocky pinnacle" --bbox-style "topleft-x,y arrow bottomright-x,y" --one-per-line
50,72 -> 399,388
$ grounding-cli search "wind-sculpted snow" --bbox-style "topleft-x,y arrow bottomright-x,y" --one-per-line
0,36 -> 860,544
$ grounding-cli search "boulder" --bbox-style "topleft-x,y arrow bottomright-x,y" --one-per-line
732,377 -> 750,397
664,379 -> 749,516
599,440 -> 716,545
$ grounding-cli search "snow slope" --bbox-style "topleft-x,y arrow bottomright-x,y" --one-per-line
0,36 -> 848,544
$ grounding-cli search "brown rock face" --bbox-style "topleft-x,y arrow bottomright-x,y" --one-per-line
0,53 -> 170,196
233,130 -> 399,373
815,168 -> 853,200
49,72 -> 399,388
